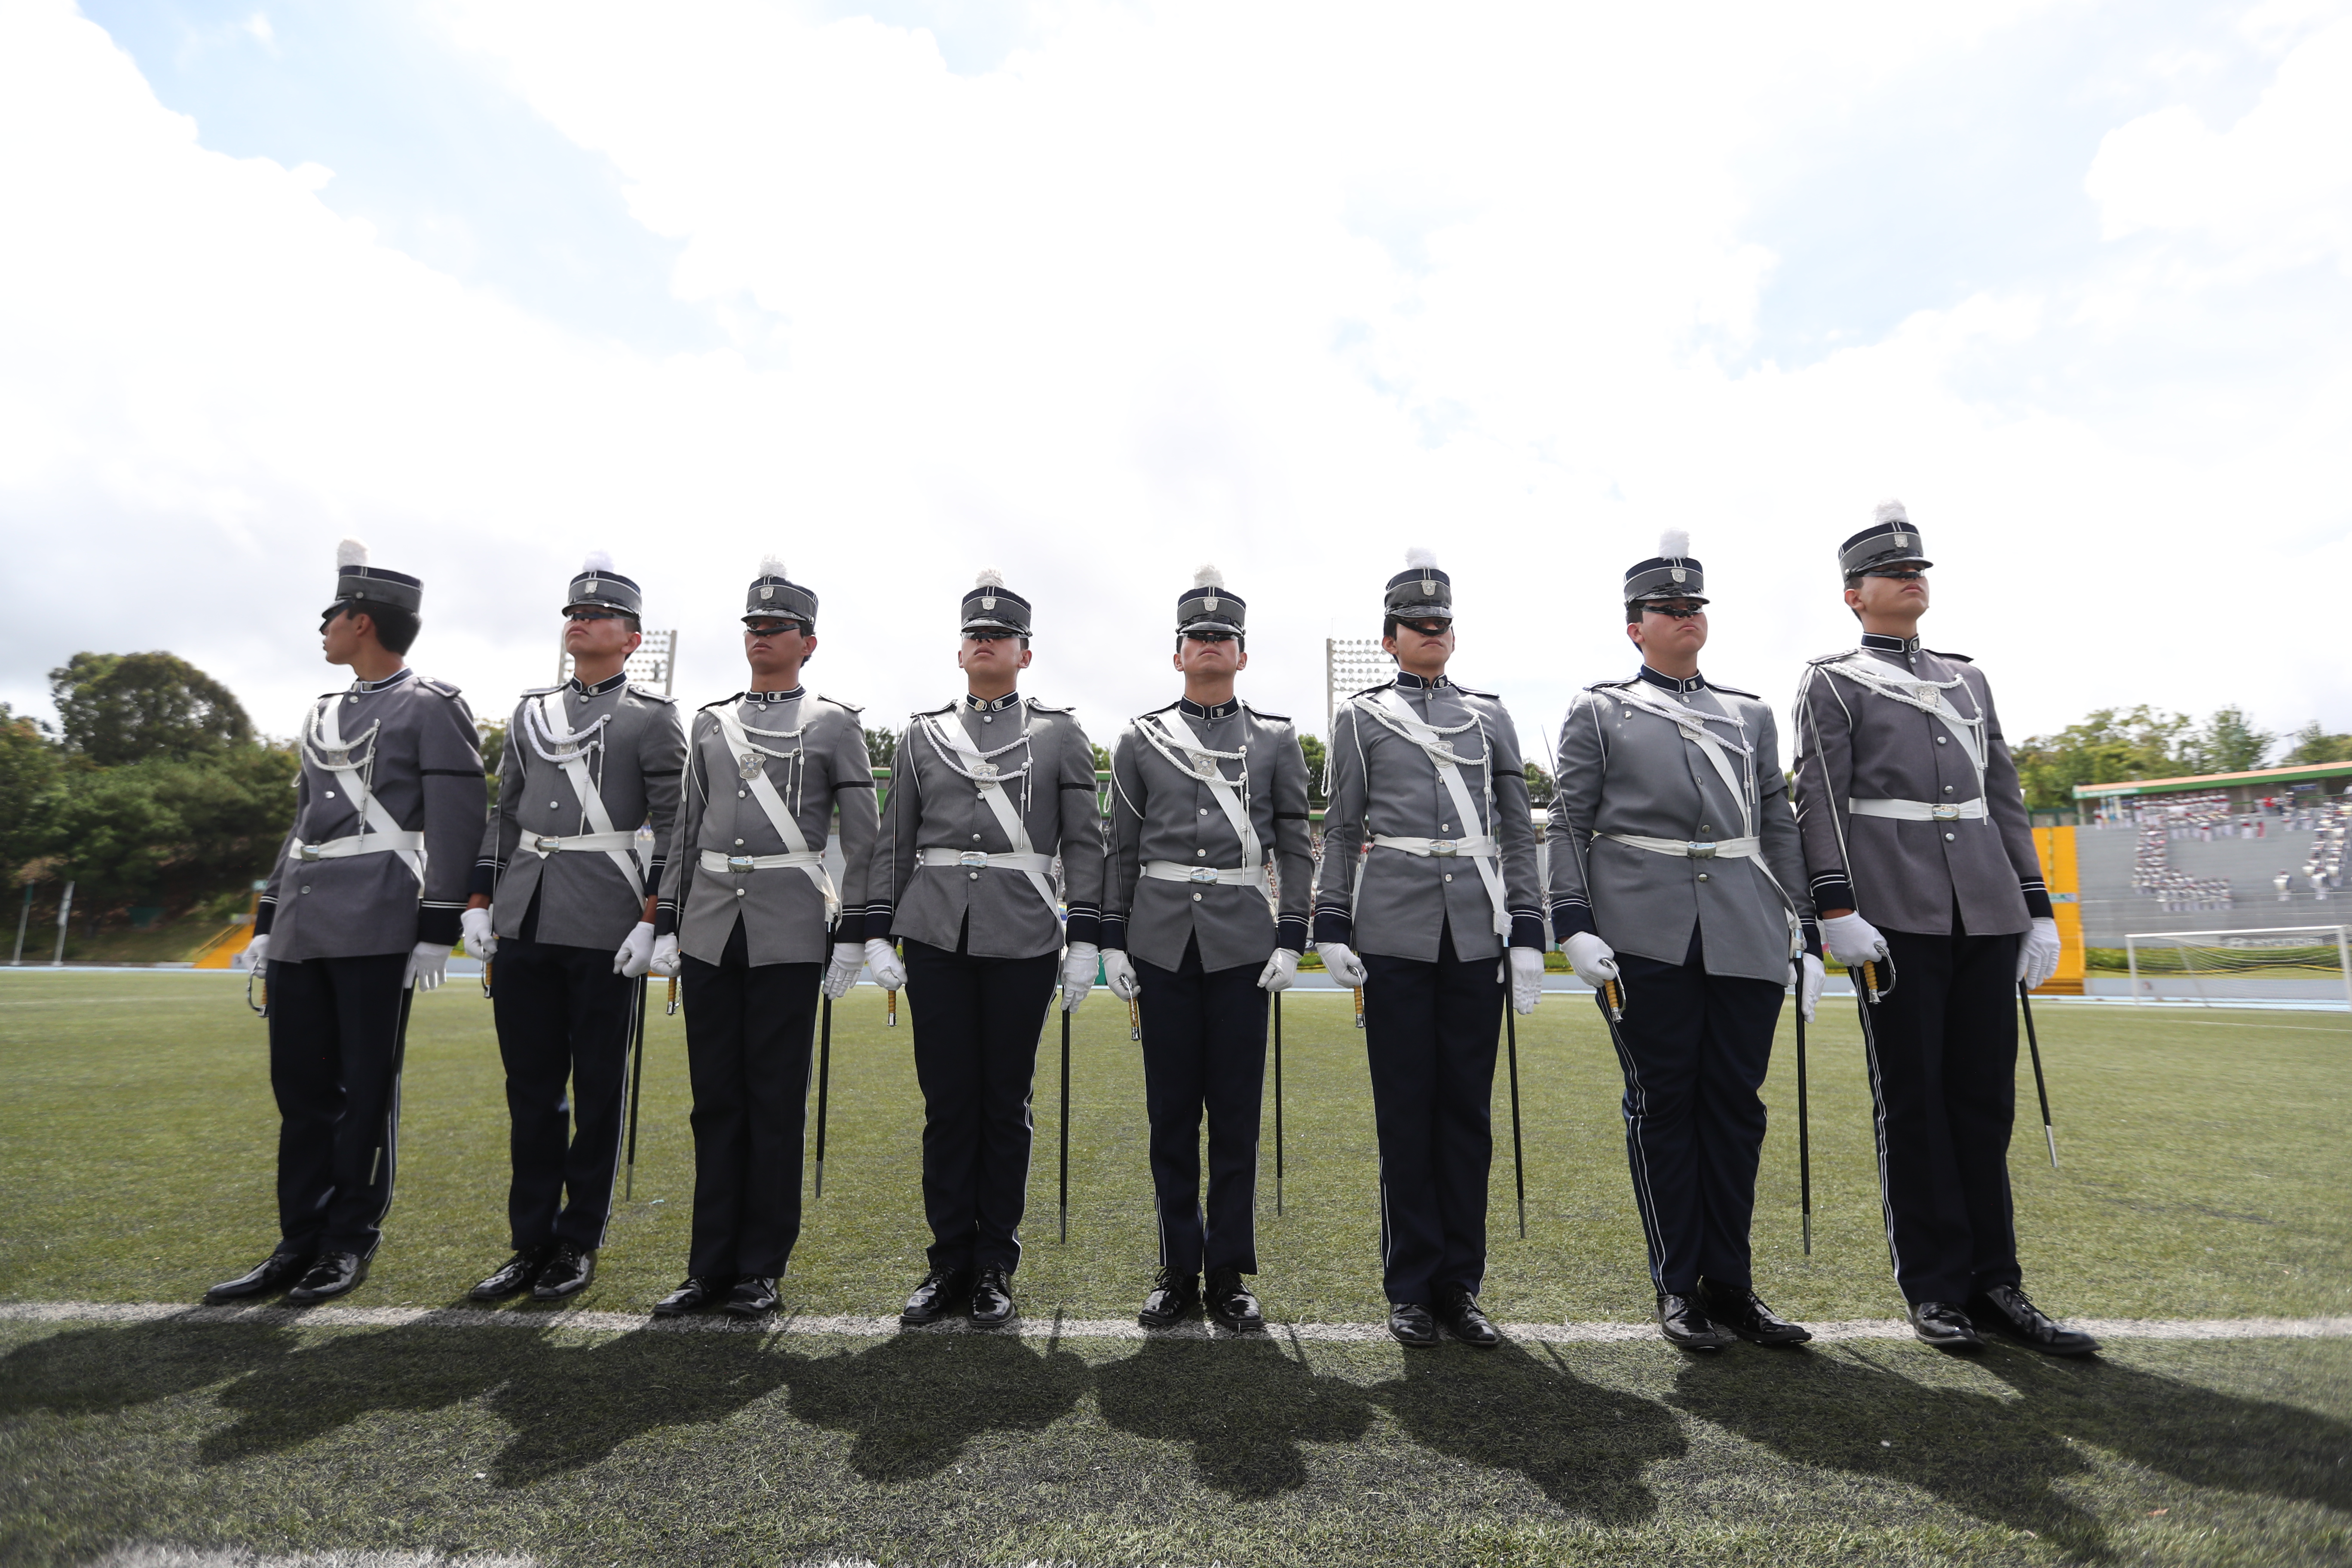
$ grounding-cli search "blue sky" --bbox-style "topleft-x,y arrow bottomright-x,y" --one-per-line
4,0 -> 2348,752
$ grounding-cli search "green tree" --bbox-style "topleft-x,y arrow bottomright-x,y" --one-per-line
1524,759 -> 1555,805
1299,735 -> 1329,809
863,726 -> 897,773
0,704 -> 63,880
478,721 -> 507,809
2282,721 -> 2352,766
50,651 -> 254,765
2012,706 -> 2194,813
2184,705 -> 2273,775
40,746 -> 297,901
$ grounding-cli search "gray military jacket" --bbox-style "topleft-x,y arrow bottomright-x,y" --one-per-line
1548,668 -> 1813,985
1790,634 -> 2051,938
258,667 -> 483,962
870,692 -> 1106,960
656,687 -> 879,967
477,673 -> 686,951
1104,697 -> 1314,974
1312,672 -> 1545,962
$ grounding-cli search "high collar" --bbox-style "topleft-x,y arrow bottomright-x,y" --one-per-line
1636,665 -> 1707,694
1860,632 -> 1923,656
351,667 -> 413,694
567,671 -> 628,696
963,691 -> 1022,713
1393,671 -> 1451,690
1177,695 -> 1242,720
740,685 -> 805,705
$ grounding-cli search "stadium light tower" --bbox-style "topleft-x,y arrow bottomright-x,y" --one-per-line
1326,637 -> 1388,737
559,628 -> 678,695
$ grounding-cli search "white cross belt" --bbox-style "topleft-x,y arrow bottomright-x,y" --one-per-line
700,848 -> 826,873
532,830 -> 640,857
291,831 -> 425,862
1372,833 -> 1498,858
1847,798 -> 1987,822
1602,833 -> 1761,860
919,846 -> 1056,875
1142,860 -> 1263,886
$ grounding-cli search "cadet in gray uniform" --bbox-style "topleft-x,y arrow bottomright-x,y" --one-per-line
208,539 -> 482,1306
1792,502 -> 2092,1355
643,559 -> 878,1319
1100,566 -> 1314,1332
865,569 -> 1106,1331
1312,550 -> 1546,1350
461,555 -> 686,1304
1549,531 -> 1821,1351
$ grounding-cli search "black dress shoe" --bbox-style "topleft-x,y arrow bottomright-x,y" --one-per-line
722,1276 -> 779,1317
900,1267 -> 973,1326
652,1276 -> 729,1317
1387,1302 -> 1441,1348
284,1252 -> 368,1305
531,1243 -> 596,1301
1700,1280 -> 1814,1346
1657,1292 -> 1736,1350
969,1266 -> 1017,1328
1139,1269 -> 1199,1329
1205,1268 -> 1265,1332
1909,1300 -> 1985,1351
205,1251 -> 314,1303
470,1244 -> 552,1301
1437,1288 -> 1501,1348
1971,1284 -> 2101,1357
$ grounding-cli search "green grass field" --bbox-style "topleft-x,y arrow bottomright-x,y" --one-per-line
2,971 -> 2348,1565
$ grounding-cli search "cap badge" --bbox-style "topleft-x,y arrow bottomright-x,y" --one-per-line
585,579 -> 600,597
760,584 -> 775,601
1894,533 -> 1910,550
1670,566 -> 1687,584
1421,576 -> 1436,596
737,752 -> 763,782
981,592 -> 997,610
1204,594 -> 1220,611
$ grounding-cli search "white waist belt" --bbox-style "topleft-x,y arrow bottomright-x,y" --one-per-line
531,830 -> 640,857
291,831 -> 424,862
1603,833 -> 1761,860
1372,834 -> 1498,858
1848,798 -> 1987,822
1142,859 -> 1263,886
700,848 -> 825,873
919,846 -> 1056,875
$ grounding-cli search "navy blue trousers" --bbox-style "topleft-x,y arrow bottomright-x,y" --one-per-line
489,931 -> 635,1253
266,951 -> 411,1259
1599,949 -> 1782,1295
1360,926 -> 1503,1306
1135,938 -> 1266,1279
680,918 -> 820,1280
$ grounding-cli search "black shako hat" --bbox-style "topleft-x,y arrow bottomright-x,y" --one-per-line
565,551 -> 642,616
744,555 -> 818,625
960,568 -> 1032,636
1383,548 -> 1452,620
1176,564 -> 1246,636
1624,529 -> 1708,607
323,537 -> 421,620
1840,499 -> 1934,578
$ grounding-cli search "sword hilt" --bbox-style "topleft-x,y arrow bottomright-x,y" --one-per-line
887,988 -> 898,1026
1862,959 -> 1881,1005
1128,995 -> 1140,1041
480,958 -> 493,1000
665,975 -> 680,1016
1354,986 -> 1366,1029
1602,977 -> 1623,1022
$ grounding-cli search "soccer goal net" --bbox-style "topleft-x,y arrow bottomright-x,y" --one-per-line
2123,925 -> 2352,1008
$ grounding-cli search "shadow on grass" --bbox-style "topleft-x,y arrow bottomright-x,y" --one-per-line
1367,1338 -> 1684,1524
772,1326 -> 1092,1481
0,1318 -> 300,1419
1670,1343 -> 2352,1562
1093,1332 -> 1375,1497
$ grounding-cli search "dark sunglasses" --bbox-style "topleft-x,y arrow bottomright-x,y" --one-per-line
1863,569 -> 1927,581
1395,619 -> 1452,637
568,609 -> 624,622
1183,629 -> 1239,644
1642,602 -> 1706,619
744,619 -> 803,637
964,629 -> 1020,643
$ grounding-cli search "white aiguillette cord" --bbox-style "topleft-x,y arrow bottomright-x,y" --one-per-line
1365,687 -> 1510,938
307,692 -> 425,888
713,700 -> 840,922
1145,708 -> 1272,908
533,689 -> 641,894
921,704 -> 1060,915
1830,649 -> 1989,793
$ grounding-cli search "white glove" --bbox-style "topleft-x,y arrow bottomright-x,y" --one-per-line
1257,947 -> 1298,993
243,933 -> 270,969
864,937 -> 906,990
649,933 -> 682,978
1317,941 -> 1367,988
1508,947 -> 1545,1015
823,941 -> 863,1000
1102,949 -> 1140,1002
1821,911 -> 1890,970
1061,941 -> 1098,1011
1562,931 -> 1620,989
407,941 -> 453,991
2018,916 -> 2061,992
1794,952 -> 1825,1023
460,906 -> 497,962
613,920 -> 656,978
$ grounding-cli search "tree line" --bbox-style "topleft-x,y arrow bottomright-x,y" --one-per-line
2013,705 -> 2352,813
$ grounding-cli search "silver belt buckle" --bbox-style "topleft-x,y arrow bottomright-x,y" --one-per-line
298,843 -> 322,862
727,854 -> 756,872
534,835 -> 563,853
1687,841 -> 1717,859
1932,805 -> 1961,821
1187,867 -> 1220,884
958,850 -> 990,867
1430,840 -> 1458,857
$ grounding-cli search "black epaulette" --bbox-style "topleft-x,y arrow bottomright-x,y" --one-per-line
697,693 -> 744,714
1807,651 -> 1855,667
416,676 -> 463,699
1451,682 -> 1499,700
1585,679 -> 1636,692
520,682 -> 566,698
914,702 -> 956,718
1347,680 -> 1396,698
628,683 -> 678,704
1242,702 -> 1290,723
1026,699 -> 1077,714
1925,649 -> 1973,664
1710,682 -> 1761,699
815,692 -> 863,713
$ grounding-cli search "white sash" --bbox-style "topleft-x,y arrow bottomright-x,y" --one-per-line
1147,710 -> 1272,912
1373,688 -> 1510,937
1608,681 -> 1754,839
535,691 -> 644,896
920,708 -> 1061,917
1831,651 -> 1988,790
714,703 -> 840,924
305,692 -> 425,890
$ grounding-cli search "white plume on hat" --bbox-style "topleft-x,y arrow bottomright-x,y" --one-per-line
974,567 -> 1005,589
580,550 -> 614,574
1192,563 -> 1225,590
1404,546 -> 1438,570
1658,529 -> 1690,559
336,537 -> 368,569
755,554 -> 787,579
1874,498 -> 1910,526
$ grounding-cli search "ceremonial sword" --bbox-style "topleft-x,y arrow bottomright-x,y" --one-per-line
2018,982 -> 2058,1168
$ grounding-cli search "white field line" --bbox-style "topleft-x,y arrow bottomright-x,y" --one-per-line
3,1299 -> 2346,1344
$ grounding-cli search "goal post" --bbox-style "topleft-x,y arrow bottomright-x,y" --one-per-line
2123,924 -> 2352,1010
